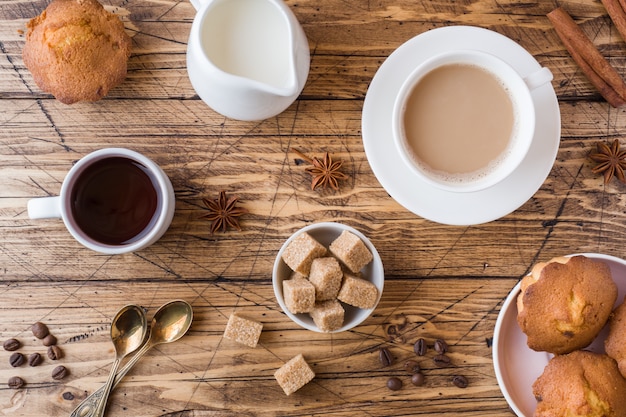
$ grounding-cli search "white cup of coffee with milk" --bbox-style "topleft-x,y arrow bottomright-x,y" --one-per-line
392,50 -> 553,193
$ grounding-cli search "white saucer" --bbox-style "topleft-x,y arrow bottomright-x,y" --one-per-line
492,253 -> 626,417
362,26 -> 561,225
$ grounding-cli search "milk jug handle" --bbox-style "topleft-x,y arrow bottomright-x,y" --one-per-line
523,67 -> 553,91
28,196 -> 62,219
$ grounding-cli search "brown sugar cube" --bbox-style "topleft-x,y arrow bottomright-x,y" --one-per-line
274,353 -> 315,395
289,271 -> 308,280
223,313 -> 263,348
329,230 -> 373,273
282,232 -> 327,276
308,257 -> 343,301
337,272 -> 379,309
283,277 -> 316,314
310,299 -> 345,332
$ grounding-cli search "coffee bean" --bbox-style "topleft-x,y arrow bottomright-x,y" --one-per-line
48,345 -> 62,360
403,360 -> 420,374
8,376 -> 24,389
3,338 -> 20,351
386,377 -> 402,391
42,334 -> 57,347
52,365 -> 68,380
32,322 -> 49,339
379,347 -> 393,367
433,354 -> 451,367
434,339 -> 448,354
414,338 -> 427,356
452,375 -> 468,388
9,352 -> 25,367
28,352 -> 43,367
411,372 -> 425,386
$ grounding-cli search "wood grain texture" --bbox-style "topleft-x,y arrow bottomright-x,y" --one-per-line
2,0 -> 626,416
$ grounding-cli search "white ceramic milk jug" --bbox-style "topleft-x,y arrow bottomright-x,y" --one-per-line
186,0 -> 310,121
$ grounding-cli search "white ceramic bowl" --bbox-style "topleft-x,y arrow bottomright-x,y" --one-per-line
493,253 -> 626,417
272,222 -> 384,332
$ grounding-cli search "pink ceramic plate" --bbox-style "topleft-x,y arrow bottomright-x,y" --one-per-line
492,253 -> 626,416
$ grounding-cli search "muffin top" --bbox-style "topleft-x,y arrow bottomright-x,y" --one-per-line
533,350 -> 626,417
22,0 -> 131,104
517,255 -> 617,354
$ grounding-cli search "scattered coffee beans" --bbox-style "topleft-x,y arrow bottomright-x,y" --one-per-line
433,354 -> 451,367
379,347 -> 393,367
8,376 -> 24,389
386,377 -> 402,391
411,372 -> 425,386
52,365 -> 68,380
47,345 -> 62,360
3,338 -> 20,351
414,338 -> 427,356
31,322 -> 49,339
9,352 -> 25,367
452,375 -> 468,388
434,339 -> 448,354
28,352 -> 42,367
403,360 -> 420,374
4,321 -> 70,386
42,334 -> 57,347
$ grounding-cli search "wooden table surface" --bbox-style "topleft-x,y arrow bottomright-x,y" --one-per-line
2,0 -> 626,415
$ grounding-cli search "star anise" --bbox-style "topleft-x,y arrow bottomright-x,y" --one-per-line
201,191 -> 249,234
590,139 -> 626,184
293,148 -> 348,190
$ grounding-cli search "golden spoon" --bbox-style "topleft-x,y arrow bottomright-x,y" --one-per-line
91,305 -> 147,417
70,300 -> 193,417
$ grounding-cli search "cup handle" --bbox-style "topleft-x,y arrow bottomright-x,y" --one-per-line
523,67 -> 553,91
27,196 -> 62,219
189,0 -> 206,11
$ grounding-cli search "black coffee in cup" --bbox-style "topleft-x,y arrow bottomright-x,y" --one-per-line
69,157 -> 159,245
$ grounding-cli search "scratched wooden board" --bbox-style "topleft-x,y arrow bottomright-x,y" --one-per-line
0,279 -> 514,416
2,0 -> 626,416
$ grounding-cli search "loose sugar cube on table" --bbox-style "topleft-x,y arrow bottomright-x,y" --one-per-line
283,277 -> 315,314
329,230 -> 373,273
310,299 -> 345,332
223,313 -> 263,348
308,257 -> 342,301
274,353 -> 315,395
337,272 -> 379,309
281,232 -> 327,276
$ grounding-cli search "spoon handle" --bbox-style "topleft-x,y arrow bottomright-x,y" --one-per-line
90,357 -> 121,417
69,342 -> 153,417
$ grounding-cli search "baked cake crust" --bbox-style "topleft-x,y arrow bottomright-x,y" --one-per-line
532,350 -> 626,417
605,297 -> 626,379
23,0 -> 131,104
517,255 -> 617,354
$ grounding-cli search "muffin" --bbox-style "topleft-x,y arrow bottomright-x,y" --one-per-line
605,297 -> 626,379
22,0 -> 132,104
517,255 -> 617,354
532,350 -> 626,417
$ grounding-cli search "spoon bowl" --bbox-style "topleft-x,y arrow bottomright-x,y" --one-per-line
150,300 -> 193,345
111,305 -> 148,353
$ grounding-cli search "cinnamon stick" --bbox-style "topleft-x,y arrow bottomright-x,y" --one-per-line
601,0 -> 626,42
548,7 -> 626,107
